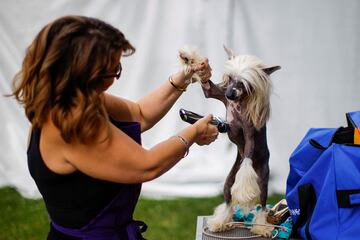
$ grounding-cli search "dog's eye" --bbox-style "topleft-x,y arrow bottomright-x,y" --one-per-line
237,82 -> 248,91
222,75 -> 231,83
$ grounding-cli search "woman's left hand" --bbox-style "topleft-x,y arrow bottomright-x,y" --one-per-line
194,58 -> 212,83
170,58 -> 212,89
182,58 -> 212,83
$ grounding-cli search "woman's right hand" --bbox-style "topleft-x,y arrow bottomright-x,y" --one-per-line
193,114 -> 219,145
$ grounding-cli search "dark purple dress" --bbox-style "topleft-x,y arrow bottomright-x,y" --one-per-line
28,121 -> 146,240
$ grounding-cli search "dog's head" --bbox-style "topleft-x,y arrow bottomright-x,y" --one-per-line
222,46 -> 280,129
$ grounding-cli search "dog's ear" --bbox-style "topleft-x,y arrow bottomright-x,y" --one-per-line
223,45 -> 235,60
263,66 -> 281,75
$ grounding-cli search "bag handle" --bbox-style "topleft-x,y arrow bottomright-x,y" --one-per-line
308,111 -> 360,149
310,127 -> 359,149
307,128 -> 338,150
337,189 -> 360,208
293,184 -> 317,240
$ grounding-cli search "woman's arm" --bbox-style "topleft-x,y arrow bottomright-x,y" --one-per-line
63,115 -> 217,184
136,71 -> 188,131
104,71 -> 186,132
104,60 -> 211,132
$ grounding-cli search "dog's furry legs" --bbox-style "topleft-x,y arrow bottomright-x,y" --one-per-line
250,210 -> 274,237
207,202 -> 233,232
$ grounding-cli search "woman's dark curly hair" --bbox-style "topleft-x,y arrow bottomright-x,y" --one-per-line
11,15 -> 135,143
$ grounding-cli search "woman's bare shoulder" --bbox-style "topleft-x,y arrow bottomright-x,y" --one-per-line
39,119 -> 77,175
60,120 -> 152,183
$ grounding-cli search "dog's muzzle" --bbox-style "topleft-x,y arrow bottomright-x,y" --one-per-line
225,85 -> 238,100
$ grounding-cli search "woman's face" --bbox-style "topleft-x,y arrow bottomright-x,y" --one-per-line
99,50 -> 122,92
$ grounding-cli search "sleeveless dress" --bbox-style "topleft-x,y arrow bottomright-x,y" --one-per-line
27,121 -> 146,240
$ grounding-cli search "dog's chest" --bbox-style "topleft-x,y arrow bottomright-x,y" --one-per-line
226,102 -> 245,128
226,102 -> 246,146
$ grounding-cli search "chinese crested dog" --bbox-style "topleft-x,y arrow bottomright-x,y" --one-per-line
179,46 -> 280,236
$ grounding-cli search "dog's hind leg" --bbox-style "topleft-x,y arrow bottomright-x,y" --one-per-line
223,151 -> 242,204
251,210 -> 274,237
230,128 -> 261,213
258,164 -> 270,209
207,202 -> 234,232
207,151 -> 243,232
251,163 -> 273,237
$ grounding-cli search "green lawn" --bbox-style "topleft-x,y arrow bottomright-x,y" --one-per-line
0,187 -> 283,240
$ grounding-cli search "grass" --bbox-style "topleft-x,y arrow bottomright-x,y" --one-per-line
0,187 -> 283,240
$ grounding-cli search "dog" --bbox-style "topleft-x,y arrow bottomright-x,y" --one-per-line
179,46 -> 280,236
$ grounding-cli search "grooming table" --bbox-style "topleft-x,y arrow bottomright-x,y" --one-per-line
195,216 -> 300,240
195,216 -> 270,240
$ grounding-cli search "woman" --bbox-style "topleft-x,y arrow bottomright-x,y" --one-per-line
11,16 -> 218,240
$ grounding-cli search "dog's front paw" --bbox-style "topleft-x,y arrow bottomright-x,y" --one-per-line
178,45 -> 203,82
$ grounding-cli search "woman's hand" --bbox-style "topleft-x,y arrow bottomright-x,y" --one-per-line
184,58 -> 212,83
196,58 -> 212,84
193,114 -> 219,146
170,58 -> 212,89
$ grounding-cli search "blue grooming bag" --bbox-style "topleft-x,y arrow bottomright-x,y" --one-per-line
286,111 -> 360,239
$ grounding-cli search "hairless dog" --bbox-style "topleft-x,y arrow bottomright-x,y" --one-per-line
179,46 -> 280,236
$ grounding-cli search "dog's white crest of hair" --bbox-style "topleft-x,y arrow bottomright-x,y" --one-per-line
178,45 -> 203,82
223,55 -> 272,129
230,158 -> 260,214
250,210 -> 274,237
207,202 -> 233,232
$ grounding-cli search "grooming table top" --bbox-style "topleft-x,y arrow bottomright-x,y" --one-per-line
196,216 -> 270,240
195,216 -> 300,240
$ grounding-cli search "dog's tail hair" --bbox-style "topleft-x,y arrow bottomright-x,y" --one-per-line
230,157 -> 260,214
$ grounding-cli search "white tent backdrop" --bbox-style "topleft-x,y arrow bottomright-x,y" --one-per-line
0,0 -> 359,199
